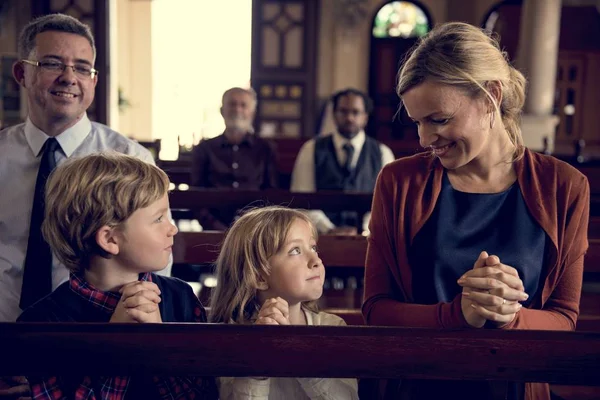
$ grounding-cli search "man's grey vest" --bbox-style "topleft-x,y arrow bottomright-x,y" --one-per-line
314,134 -> 382,227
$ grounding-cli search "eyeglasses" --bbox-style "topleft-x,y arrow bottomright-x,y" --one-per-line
21,59 -> 98,79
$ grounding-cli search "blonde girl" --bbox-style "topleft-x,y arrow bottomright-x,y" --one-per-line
210,206 -> 359,400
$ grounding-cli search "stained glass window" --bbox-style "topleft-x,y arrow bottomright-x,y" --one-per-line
372,1 -> 429,38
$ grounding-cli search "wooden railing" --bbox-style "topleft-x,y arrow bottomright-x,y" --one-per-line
172,232 -> 600,332
167,187 -> 600,221
2,323 -> 600,387
168,189 -> 373,215
173,231 -> 367,268
159,156 -> 600,218
173,231 -> 600,273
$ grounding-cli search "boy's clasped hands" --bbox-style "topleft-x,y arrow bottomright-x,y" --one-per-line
458,251 -> 530,328
110,281 -> 162,323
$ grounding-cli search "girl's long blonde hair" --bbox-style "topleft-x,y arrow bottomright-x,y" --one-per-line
209,206 -> 319,324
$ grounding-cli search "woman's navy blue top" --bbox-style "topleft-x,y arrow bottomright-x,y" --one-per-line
405,173 -> 548,399
410,173 -> 546,307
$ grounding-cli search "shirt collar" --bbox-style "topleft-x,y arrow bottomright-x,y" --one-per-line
332,130 -> 366,152
24,114 -> 92,157
69,271 -> 153,314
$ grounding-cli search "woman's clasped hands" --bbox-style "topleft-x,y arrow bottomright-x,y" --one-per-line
458,251 -> 529,328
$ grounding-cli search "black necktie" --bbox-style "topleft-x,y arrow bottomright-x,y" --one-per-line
343,143 -> 355,175
20,138 -> 60,309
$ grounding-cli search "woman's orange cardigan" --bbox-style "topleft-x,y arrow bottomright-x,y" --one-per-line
363,148 -> 590,399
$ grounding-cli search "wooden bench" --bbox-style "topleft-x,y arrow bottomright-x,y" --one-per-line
159,138 -> 423,186
174,232 -> 600,273
169,189 -> 374,232
173,231 -> 367,268
167,187 -> 600,236
2,323 -> 600,388
169,189 -> 373,215
173,232 -> 600,332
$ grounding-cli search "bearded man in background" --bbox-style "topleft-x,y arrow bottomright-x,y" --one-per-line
191,87 -> 278,229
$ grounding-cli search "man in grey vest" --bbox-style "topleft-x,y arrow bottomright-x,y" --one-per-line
291,88 -> 395,234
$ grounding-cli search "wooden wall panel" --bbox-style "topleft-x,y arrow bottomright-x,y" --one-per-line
251,0 -> 319,138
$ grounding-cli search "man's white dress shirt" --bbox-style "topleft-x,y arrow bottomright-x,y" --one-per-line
0,115 -> 171,321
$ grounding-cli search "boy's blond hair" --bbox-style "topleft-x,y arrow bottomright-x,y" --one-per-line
42,152 -> 169,272
209,206 -> 319,324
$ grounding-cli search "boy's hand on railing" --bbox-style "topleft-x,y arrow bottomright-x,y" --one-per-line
255,297 -> 290,325
110,281 -> 162,323
0,375 -> 31,399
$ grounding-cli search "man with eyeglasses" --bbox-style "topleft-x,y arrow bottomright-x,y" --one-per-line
0,12 -> 174,398
291,88 -> 395,235
0,12 -> 179,395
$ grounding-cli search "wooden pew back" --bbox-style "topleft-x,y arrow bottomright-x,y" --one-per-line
173,231 -> 367,268
2,323 -> 600,387
173,232 -> 600,331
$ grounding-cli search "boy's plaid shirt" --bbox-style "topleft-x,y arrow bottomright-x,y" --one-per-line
29,273 -> 217,400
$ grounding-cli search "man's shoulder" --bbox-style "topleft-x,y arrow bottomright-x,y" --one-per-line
311,135 -> 332,152
88,122 -> 154,161
0,123 -> 25,146
313,134 -> 332,145
198,134 -> 224,146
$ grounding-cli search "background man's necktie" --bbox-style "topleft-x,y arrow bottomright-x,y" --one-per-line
343,143 -> 355,176
20,138 -> 60,309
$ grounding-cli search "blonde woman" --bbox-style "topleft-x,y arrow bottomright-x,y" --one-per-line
210,206 -> 359,400
362,22 -> 589,399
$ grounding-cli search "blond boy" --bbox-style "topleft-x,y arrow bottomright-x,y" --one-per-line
18,152 -> 217,399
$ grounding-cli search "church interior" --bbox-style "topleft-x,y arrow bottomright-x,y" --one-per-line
1,0 -> 600,399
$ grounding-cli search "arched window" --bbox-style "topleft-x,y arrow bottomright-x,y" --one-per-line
368,1 -> 432,141
372,1 -> 429,38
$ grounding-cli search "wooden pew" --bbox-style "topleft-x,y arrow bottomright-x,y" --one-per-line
159,157 -> 600,217
169,189 -> 374,233
159,138 -> 423,187
2,323 -> 600,388
174,232 -> 600,273
173,231 -> 367,268
174,232 -> 600,332
173,232 -> 367,310
159,147 -> 600,209
169,189 -> 373,216
168,188 -> 600,233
